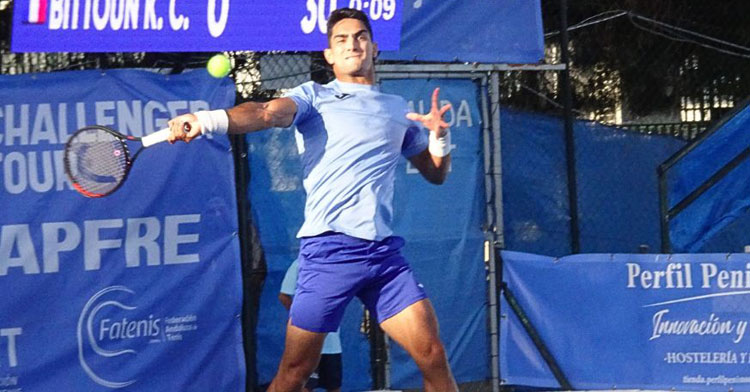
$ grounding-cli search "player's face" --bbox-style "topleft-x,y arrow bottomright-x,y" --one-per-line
324,18 -> 378,81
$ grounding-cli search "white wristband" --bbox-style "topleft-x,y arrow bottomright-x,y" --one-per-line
428,129 -> 452,157
195,109 -> 229,135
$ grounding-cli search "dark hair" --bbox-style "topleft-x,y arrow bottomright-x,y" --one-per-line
326,8 -> 373,43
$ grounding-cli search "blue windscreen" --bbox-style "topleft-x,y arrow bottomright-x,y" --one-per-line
665,103 -> 750,252
501,109 -> 685,256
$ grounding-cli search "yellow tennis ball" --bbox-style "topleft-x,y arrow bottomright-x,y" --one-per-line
207,54 -> 231,78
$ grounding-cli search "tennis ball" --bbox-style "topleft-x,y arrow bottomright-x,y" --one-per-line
207,54 -> 231,78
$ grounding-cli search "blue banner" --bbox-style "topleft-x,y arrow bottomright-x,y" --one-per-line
12,0 -> 403,52
502,250 -> 750,391
379,0 -> 544,63
247,77 -> 489,389
0,69 -> 243,391
667,102 -> 750,252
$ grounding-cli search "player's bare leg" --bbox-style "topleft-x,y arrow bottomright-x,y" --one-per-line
379,299 -> 458,392
268,322 -> 327,392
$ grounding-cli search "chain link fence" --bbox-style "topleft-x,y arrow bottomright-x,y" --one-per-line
495,0 -> 750,255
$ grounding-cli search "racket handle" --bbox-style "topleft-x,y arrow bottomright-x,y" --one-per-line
142,123 -> 192,147
142,128 -> 171,147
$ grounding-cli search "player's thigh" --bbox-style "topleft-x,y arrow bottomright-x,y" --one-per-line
379,298 -> 442,354
356,242 -> 426,324
279,322 -> 327,371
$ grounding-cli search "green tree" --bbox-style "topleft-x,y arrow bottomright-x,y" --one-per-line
541,0 -> 750,123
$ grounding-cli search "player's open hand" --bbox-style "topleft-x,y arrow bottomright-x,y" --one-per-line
406,87 -> 451,137
167,114 -> 202,143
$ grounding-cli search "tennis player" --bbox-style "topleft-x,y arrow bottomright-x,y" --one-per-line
167,8 -> 457,392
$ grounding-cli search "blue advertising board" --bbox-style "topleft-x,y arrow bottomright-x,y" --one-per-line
0,69 -> 244,391
379,0 -> 545,63
502,250 -> 750,391
12,0 -> 403,52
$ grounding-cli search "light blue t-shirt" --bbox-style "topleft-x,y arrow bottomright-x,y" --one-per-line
280,259 -> 342,354
285,79 -> 429,241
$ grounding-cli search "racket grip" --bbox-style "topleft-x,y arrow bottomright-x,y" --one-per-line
141,128 -> 171,147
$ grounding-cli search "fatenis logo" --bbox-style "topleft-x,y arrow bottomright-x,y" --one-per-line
27,0 -> 47,24
77,286 -> 144,388
77,286 -> 199,389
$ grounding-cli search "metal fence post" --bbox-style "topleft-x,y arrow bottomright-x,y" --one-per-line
559,0 -> 581,254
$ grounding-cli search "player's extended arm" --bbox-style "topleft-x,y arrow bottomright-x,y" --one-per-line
226,97 -> 297,134
166,97 -> 298,143
407,88 -> 452,185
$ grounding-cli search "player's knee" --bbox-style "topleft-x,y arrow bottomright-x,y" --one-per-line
413,340 -> 448,369
279,358 -> 318,382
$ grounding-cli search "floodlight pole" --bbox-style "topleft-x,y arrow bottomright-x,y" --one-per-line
559,0 -> 581,254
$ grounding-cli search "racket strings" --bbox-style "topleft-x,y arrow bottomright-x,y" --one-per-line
65,128 -> 130,196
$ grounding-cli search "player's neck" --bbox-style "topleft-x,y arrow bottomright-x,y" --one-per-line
334,73 -> 375,85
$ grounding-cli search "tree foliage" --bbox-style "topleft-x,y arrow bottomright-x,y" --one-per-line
542,0 -> 750,121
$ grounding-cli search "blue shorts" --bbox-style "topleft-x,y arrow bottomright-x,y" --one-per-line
290,232 -> 427,333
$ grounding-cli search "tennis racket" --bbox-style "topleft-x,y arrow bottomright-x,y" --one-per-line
63,125 -> 187,197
